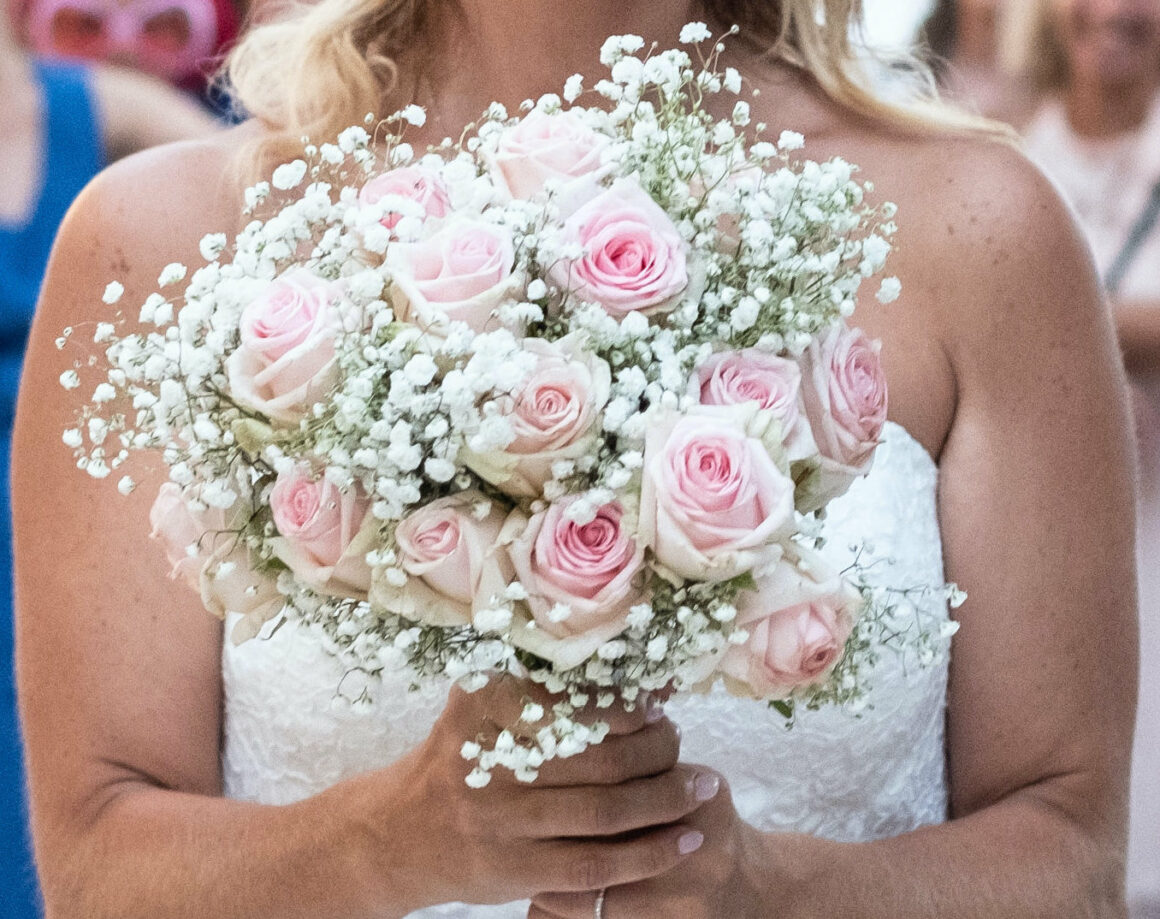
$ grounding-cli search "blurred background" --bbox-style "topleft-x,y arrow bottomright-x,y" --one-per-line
0,0 -> 1157,916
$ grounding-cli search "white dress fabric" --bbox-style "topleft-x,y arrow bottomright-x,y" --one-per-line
222,421 -> 952,917
1023,102 -> 1160,913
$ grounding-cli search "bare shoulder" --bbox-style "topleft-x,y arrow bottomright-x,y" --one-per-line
742,66 -> 1108,450
49,123 -> 257,301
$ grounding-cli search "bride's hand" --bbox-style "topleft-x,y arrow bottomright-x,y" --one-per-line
337,680 -> 714,914
528,771 -> 769,919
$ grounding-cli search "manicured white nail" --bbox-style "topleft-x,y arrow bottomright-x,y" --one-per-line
678,830 -> 704,855
694,772 -> 720,802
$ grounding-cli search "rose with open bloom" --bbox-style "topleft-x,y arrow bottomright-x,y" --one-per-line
498,496 -> 646,669
461,335 -> 611,497
640,405 -> 795,583
359,165 -> 450,232
150,483 -> 283,643
226,268 -> 342,424
549,179 -> 689,318
269,466 -> 376,598
797,325 -> 888,511
387,218 -> 519,336
489,108 -> 610,200
718,547 -> 860,698
695,349 -> 817,461
373,491 -> 508,627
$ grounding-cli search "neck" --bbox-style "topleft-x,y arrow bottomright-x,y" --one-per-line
1065,77 -> 1155,139
409,0 -> 702,137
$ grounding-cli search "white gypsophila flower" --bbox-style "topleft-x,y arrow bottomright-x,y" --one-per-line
117,476 -> 136,496
679,21 -> 712,44
271,159 -> 308,190
92,382 -> 116,403
199,233 -> 227,262
778,130 -> 805,151
59,370 -> 80,390
877,277 -> 902,304
157,263 -> 187,287
400,104 -> 426,126
102,281 -> 124,304
563,74 -> 584,102
62,428 -> 82,448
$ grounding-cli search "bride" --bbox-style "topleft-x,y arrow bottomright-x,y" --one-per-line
12,1 -> 1139,916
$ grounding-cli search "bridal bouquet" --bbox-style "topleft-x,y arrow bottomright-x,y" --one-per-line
61,26 -> 941,785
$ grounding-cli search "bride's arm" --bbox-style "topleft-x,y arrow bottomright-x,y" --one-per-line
768,144 -> 1138,918
14,139 -> 708,919
531,143 -> 1137,919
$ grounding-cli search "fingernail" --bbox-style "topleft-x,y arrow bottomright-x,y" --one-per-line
693,772 -> 720,802
645,695 -> 665,723
678,830 -> 704,855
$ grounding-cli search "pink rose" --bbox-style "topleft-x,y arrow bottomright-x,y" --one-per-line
797,325 -> 888,511
490,109 -> 610,200
639,406 -> 795,583
718,548 -> 860,698
373,491 -> 508,627
226,269 -> 342,424
499,497 -> 646,669
149,483 -> 283,643
695,349 -> 817,461
269,466 -> 376,597
549,180 -> 689,318
462,336 -> 611,498
387,218 -> 518,335
359,166 -> 450,232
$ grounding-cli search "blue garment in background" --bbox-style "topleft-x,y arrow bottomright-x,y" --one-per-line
0,59 -> 104,918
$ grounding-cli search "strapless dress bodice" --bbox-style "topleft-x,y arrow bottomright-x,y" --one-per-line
221,420 -> 952,918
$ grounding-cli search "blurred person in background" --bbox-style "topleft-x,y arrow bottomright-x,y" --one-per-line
1010,1 -> 1160,916
12,0 -> 241,112
1,9 -> 216,914
919,0 -> 1035,119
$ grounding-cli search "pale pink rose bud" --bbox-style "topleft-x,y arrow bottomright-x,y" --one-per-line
797,325 -> 888,511
549,180 -> 689,318
695,349 -> 817,461
490,109 -> 610,200
718,549 -> 860,698
639,406 -> 795,583
498,498 -> 646,669
269,466 -> 375,597
387,218 -> 518,335
382,491 -> 508,626
150,482 -> 218,590
225,268 -> 342,424
149,483 -> 282,642
359,166 -> 450,232
461,335 -> 611,498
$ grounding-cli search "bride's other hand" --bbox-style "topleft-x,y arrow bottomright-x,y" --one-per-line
332,681 -> 711,913
528,769 -> 772,919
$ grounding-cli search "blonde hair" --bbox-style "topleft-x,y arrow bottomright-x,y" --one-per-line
226,0 -> 1006,165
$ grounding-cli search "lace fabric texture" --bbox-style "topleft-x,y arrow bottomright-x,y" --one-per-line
222,421 -> 951,917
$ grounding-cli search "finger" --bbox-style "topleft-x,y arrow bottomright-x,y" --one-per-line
521,765 -> 720,837
536,717 -> 680,786
520,824 -> 705,893
527,904 -> 570,919
570,692 -> 664,736
532,890 -> 609,919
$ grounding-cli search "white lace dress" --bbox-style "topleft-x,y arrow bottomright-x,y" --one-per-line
221,421 -> 951,917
